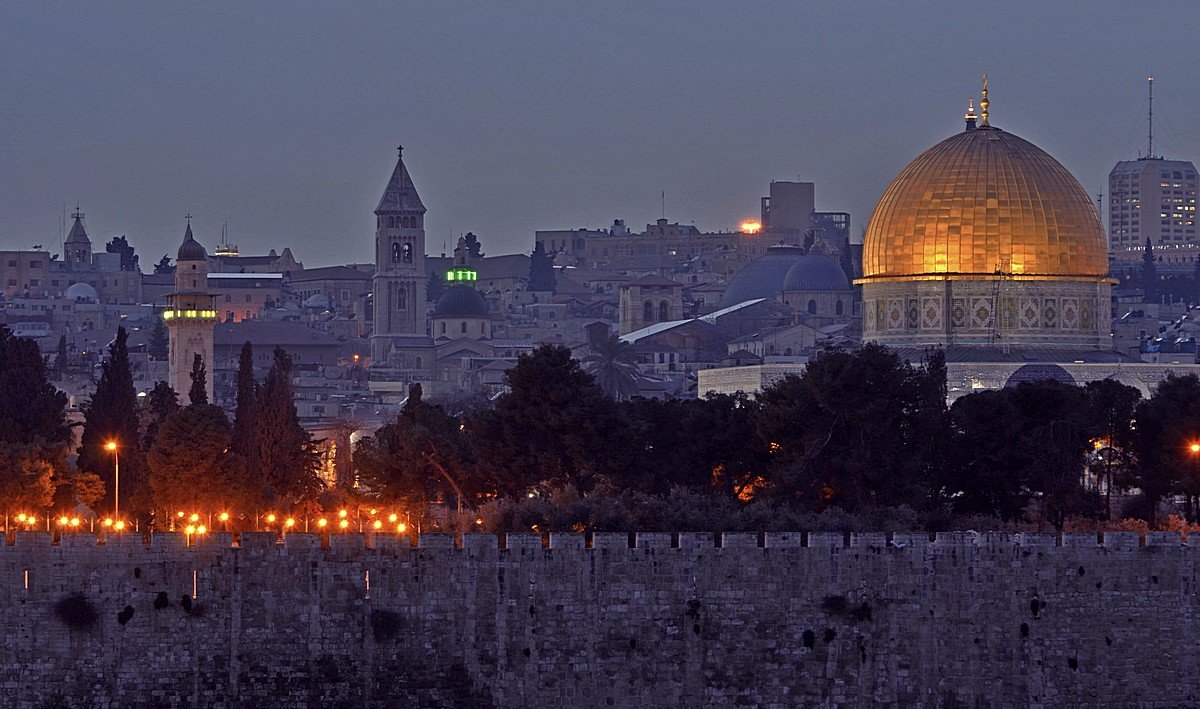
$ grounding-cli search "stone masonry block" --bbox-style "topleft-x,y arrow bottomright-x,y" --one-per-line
635,533 -> 671,549
418,533 -> 455,549
934,531 -> 978,547
505,533 -> 543,550
240,531 -> 279,549
677,532 -> 715,549
283,533 -> 322,550
151,533 -> 187,550
1102,532 -> 1140,550
591,532 -> 629,550
462,533 -> 498,551
1146,531 -> 1183,547
721,532 -> 758,549
58,533 -> 97,549
764,532 -> 805,548
890,532 -> 932,549
807,532 -> 844,548
548,533 -> 583,550
850,532 -> 888,549
13,532 -> 51,548
1020,533 -> 1058,548
1061,532 -> 1099,548
328,533 -> 366,552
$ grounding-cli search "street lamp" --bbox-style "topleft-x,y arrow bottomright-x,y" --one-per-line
1190,442 -> 1200,455
104,440 -> 119,520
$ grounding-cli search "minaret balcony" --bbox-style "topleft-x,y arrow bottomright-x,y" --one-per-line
163,309 -> 218,321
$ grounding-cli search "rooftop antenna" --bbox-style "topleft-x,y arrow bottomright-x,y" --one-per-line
964,97 -> 977,130
661,190 -> 666,220
1147,74 -> 1155,159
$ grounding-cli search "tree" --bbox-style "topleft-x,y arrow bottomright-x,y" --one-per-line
77,327 -> 147,516
581,331 -> 640,401
356,384 -> 478,512
252,348 -> 322,505
0,326 -> 72,511
470,345 -> 630,495
230,342 -> 260,473
463,232 -> 484,258
188,354 -> 207,405
1132,374 -> 1200,523
1083,378 -> 1142,518
53,335 -> 67,377
147,401 -> 250,516
528,242 -> 556,293
1143,237 -> 1158,302
147,316 -> 168,361
105,235 -> 140,273
949,389 -> 1033,521
142,381 -> 180,450
153,255 -> 174,274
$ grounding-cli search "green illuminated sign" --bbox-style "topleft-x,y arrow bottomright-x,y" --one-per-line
446,268 -> 478,282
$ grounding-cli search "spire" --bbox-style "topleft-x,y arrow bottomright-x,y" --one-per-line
375,146 -> 425,214
178,218 -> 206,261
979,74 -> 990,127
964,97 -> 977,130
65,206 -> 90,244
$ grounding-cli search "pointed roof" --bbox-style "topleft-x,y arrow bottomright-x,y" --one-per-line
178,223 -> 207,261
65,214 -> 90,244
375,146 -> 425,214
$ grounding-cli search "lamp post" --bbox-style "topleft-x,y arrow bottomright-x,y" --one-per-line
105,440 -> 119,521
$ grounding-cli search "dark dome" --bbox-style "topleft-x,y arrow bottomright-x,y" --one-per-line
782,252 -> 851,292
434,283 -> 488,317
1004,364 -> 1076,388
719,245 -> 806,308
177,225 -> 207,261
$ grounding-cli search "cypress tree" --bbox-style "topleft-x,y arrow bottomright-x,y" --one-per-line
528,242 -> 557,293
147,316 -> 169,360
231,342 -> 261,497
188,354 -> 207,406
53,335 -> 67,377
142,381 -> 179,450
77,327 -> 146,515
254,347 -> 321,504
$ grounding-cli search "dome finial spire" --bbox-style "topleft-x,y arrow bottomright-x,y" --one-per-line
965,97 -> 977,130
979,74 -> 990,127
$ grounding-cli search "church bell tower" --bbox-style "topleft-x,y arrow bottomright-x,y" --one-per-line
371,146 -> 429,365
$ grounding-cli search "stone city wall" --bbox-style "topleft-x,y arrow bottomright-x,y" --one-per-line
1,530 -> 1197,707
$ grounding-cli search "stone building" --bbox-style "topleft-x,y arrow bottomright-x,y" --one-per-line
165,223 -> 217,401
618,275 -> 683,335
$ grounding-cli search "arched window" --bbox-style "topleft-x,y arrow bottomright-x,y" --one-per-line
480,322 -> 485,334
391,242 -> 403,262
397,285 -> 407,311
403,243 -> 413,263
807,299 -> 817,315
643,301 -> 654,322
659,301 -> 670,321
836,300 -> 844,315
415,357 -> 423,369
440,322 -> 446,334
461,321 -> 467,333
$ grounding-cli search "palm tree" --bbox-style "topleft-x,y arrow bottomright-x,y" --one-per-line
582,332 -> 640,401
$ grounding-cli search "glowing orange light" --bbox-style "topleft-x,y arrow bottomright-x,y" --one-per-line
189,513 -> 200,523
58,516 -> 69,526
266,513 -> 277,523
388,513 -> 398,523
397,523 -> 407,533
475,518 -> 483,525
176,511 -> 185,519
196,525 -> 207,534
218,512 -> 230,522
369,508 -> 377,516
317,519 -> 328,528
104,441 -> 118,452
69,518 -> 80,527
16,514 -> 26,523
113,520 -> 125,531
337,509 -> 348,519
26,516 -> 35,525
285,518 -> 296,528
1190,442 -> 1200,454
338,519 -> 349,530
102,518 -> 113,527
185,525 -> 196,535
739,220 -> 762,235
372,520 -> 383,530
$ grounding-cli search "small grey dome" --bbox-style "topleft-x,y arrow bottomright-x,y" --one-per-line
782,252 -> 851,292
64,282 -> 99,302
434,283 -> 488,317
177,224 -> 207,261
305,293 -> 331,309
719,245 -> 806,307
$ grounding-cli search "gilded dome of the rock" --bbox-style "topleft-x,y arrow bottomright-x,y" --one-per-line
861,127 -> 1107,281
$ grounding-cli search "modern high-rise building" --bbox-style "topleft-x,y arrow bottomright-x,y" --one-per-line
1108,158 -> 1198,267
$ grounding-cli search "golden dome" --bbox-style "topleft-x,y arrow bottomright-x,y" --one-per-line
861,126 -> 1108,281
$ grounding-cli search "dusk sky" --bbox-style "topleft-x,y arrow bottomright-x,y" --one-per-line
3,1 -> 1197,266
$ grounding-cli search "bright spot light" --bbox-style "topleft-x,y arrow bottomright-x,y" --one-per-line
218,512 -> 230,522
338,519 -> 350,529
189,513 -> 199,523
266,513 -> 277,523
26,516 -> 35,525
114,521 -> 125,531
104,441 -> 118,452
337,509 -> 348,519
1191,442 -> 1200,454
388,513 -> 398,523
317,519 -> 328,528
196,525 -> 207,534
69,518 -> 80,527
102,518 -> 113,527
372,520 -> 383,530
739,220 -> 763,235
176,511 -> 185,518
397,523 -> 407,533
17,514 -> 26,522
185,525 -> 196,535
369,508 -> 377,516
475,518 -> 483,525
285,518 -> 296,528
58,516 -> 69,526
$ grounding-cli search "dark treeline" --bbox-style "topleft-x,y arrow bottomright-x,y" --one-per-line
358,344 -> 1200,532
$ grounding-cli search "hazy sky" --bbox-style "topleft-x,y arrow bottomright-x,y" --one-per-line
3,2 -> 1198,266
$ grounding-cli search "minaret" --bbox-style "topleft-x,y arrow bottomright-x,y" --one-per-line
371,146 -> 429,366
165,219 -> 217,401
64,207 -> 92,271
